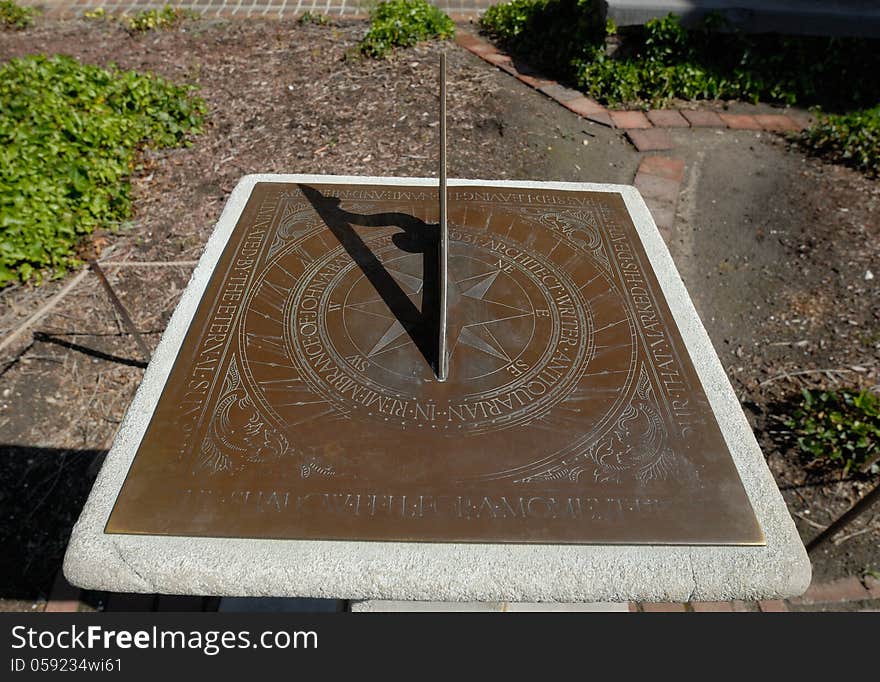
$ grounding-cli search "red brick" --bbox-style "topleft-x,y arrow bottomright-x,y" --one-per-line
719,113 -> 762,130
690,601 -> 735,612
732,601 -> 755,612
483,52 -> 512,67
538,83 -> 583,103
44,571 -> 82,613
455,33 -> 494,55
626,128 -> 674,152
644,200 -> 675,238
585,111 -> 615,127
609,110 -> 652,129
563,95 -> 607,118
640,602 -> 687,612
758,600 -> 789,612
865,576 -> 880,599
754,114 -> 802,132
515,72 -> 555,89
628,602 -> 640,612
680,110 -> 726,127
453,33 -> 478,48
792,577 -> 871,605
646,109 -> 689,128
634,172 -> 679,203
638,155 -> 685,182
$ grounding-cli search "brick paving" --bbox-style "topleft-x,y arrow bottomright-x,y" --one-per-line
646,109 -> 690,128
609,110 -> 652,129
454,30 -> 810,143
626,128 -> 674,152
719,113 -> 764,130
680,109 -> 726,128
23,0 -> 495,19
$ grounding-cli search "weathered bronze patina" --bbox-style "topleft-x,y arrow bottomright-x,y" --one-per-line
106,182 -> 764,545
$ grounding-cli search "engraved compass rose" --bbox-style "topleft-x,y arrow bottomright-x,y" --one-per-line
345,256 -> 534,380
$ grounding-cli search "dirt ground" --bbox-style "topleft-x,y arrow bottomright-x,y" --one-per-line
667,127 -> 880,583
0,18 -> 877,610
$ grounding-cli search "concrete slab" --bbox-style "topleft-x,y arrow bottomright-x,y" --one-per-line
64,175 -> 810,604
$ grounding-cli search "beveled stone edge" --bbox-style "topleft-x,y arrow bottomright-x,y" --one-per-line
63,174 -> 810,603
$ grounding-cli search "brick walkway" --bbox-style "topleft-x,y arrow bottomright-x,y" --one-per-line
23,0 -> 494,19
455,30 -> 810,145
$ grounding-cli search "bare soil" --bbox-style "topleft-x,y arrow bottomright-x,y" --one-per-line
668,127 -> 880,584
0,18 -> 876,610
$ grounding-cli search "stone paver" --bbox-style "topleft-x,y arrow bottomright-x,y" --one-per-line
609,110 -> 652,129
627,127 -> 674,151
647,109 -> 690,128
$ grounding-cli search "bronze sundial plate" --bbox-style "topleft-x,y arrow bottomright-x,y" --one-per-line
103,177 -> 762,546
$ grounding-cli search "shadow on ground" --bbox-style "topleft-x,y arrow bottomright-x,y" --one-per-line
0,445 -> 105,601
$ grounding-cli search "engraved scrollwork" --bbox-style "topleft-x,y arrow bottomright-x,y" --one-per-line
516,364 -> 674,485
197,355 -> 294,474
267,200 -> 323,260
526,208 -> 611,273
590,364 -> 673,483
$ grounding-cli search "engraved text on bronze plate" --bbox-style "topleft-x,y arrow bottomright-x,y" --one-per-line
106,182 -> 764,544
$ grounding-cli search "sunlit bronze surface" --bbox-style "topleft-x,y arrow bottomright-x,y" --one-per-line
106,182 -> 764,545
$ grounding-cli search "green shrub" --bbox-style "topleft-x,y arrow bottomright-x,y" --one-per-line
0,55 -> 206,285
0,0 -> 36,29
802,106 -> 880,176
83,8 -> 109,20
480,0 -> 603,77
125,4 -> 195,32
298,11 -> 329,25
359,0 -> 455,59
786,389 -> 880,475
480,4 -> 880,111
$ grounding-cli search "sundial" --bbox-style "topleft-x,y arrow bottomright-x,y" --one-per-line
65,58 -> 809,601
104,178 -> 762,545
